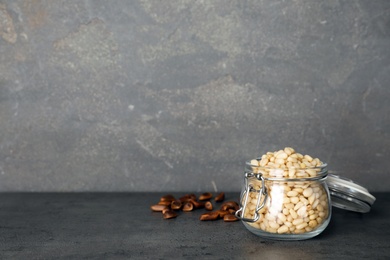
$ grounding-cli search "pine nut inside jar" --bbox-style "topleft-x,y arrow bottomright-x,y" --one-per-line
235,147 -> 331,240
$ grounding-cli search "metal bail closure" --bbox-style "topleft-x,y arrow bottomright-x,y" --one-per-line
235,172 -> 268,222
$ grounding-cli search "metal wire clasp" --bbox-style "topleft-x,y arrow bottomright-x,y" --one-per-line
235,172 -> 268,222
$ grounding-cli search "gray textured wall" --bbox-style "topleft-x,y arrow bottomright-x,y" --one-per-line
0,0 -> 389,192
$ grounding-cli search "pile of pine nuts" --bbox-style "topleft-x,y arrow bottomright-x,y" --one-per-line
243,147 -> 330,234
251,147 -> 323,178
150,192 -> 240,222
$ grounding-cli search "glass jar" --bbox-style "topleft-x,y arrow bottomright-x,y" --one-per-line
235,160 -> 331,240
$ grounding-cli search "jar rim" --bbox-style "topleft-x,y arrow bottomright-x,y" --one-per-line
245,160 -> 328,181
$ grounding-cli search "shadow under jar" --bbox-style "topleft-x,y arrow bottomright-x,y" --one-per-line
236,161 -> 331,240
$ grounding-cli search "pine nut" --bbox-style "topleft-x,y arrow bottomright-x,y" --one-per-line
158,201 -> 172,206
151,204 -> 169,212
294,201 -> 304,211
260,222 -> 266,230
182,202 -> 194,212
274,158 -> 285,165
303,188 -> 313,198
284,221 -> 293,227
267,227 -> 278,233
290,196 -> 299,204
293,187 -> 303,193
163,210 -> 178,219
293,162 -> 301,168
214,192 -> 225,202
171,200 -> 182,210
248,203 -> 256,211
287,191 -> 298,197
297,171 -> 308,177
284,147 -> 295,155
294,228 -> 305,234
188,199 -> 204,209
199,212 -> 219,221
308,193 -> 316,205
306,169 -> 317,177
297,207 -> 308,218
199,192 -> 213,201
205,201 -> 213,211
305,226 -> 313,232
312,199 -> 320,209
287,156 -> 298,163
216,210 -> 230,218
179,194 -> 197,203
293,218 -> 304,225
265,213 -> 276,221
296,222 -> 308,230
278,225 -> 289,234
223,214 -> 238,222
276,152 -> 288,159
162,207 -> 171,214
304,154 -> 313,162
269,221 -> 280,229
278,213 -> 287,222
309,220 -> 318,228
303,160 -> 312,167
220,201 -> 239,211
250,159 -> 259,166
160,194 -> 175,202
300,196 -> 308,205
289,209 -> 298,219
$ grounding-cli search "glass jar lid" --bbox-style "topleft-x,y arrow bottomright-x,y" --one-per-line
326,174 -> 376,213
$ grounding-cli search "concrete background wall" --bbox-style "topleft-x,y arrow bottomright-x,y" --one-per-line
0,0 -> 389,192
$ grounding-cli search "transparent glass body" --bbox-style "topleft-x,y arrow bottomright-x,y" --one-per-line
236,161 -> 331,240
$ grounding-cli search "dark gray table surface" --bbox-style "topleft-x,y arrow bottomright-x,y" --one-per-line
0,192 -> 388,259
